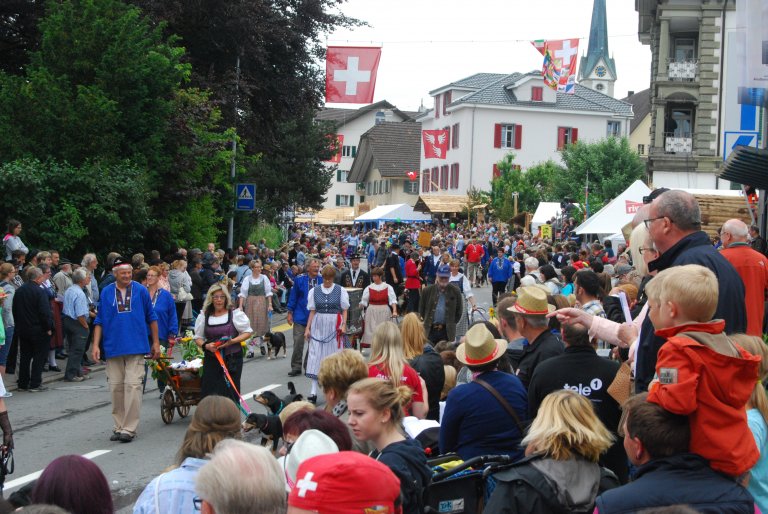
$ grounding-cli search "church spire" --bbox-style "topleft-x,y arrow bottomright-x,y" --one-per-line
578,0 -> 617,96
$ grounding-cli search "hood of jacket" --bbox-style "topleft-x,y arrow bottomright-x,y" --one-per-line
379,438 -> 431,485
531,456 -> 601,512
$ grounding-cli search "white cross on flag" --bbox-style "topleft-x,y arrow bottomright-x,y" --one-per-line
531,38 -> 579,94
326,46 -> 382,104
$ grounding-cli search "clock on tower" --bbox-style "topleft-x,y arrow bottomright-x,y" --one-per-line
595,65 -> 607,78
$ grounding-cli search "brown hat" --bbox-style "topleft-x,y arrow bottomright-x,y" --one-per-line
456,324 -> 508,366
508,286 -> 555,315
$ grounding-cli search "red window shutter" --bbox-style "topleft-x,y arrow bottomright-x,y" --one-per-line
422,169 -> 429,193
531,87 -> 543,101
514,124 -> 523,150
571,128 -> 579,143
443,91 -> 452,116
494,124 -> 502,148
454,163 -> 460,188
435,96 -> 440,119
452,123 -> 459,148
445,126 -> 451,153
493,163 -> 500,179
557,127 -> 566,150
441,165 -> 449,189
431,167 -> 439,191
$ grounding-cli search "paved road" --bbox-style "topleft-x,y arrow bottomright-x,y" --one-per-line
4,281 -> 494,511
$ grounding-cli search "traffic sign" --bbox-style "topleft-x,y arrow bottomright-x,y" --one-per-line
723,131 -> 759,161
235,183 -> 256,211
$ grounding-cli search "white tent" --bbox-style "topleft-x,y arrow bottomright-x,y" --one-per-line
354,203 -> 431,223
531,202 -> 562,234
575,180 -> 652,235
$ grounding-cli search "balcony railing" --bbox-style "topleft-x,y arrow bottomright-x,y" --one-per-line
664,133 -> 693,154
356,182 -> 366,191
667,59 -> 698,81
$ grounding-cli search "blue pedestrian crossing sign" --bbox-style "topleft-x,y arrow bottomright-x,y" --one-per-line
235,183 -> 256,211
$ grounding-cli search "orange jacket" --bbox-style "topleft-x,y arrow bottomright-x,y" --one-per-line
648,320 -> 760,476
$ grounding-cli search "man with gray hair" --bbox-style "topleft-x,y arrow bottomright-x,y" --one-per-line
81,253 -> 99,304
62,268 -> 92,382
196,439 -> 285,514
636,190 -> 746,392
12,267 -> 53,391
721,218 -> 768,336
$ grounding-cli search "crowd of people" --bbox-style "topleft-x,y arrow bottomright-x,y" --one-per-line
2,186 -> 768,513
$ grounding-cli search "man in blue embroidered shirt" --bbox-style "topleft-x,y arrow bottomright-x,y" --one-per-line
92,256 -> 160,443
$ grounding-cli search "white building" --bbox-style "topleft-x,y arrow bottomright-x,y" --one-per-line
316,101 -> 416,209
416,71 -> 634,197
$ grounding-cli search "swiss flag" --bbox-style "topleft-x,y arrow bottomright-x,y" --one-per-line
326,46 -> 382,104
422,130 -> 449,159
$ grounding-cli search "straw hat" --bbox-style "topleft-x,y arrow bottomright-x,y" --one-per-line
507,286 -> 555,315
456,324 -> 508,366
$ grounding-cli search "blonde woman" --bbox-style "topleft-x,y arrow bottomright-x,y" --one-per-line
732,334 -> 768,511
484,389 -> 615,514
401,313 -> 444,420
367,321 -> 427,419
238,259 -> 272,357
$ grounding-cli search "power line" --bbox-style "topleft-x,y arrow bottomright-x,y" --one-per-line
326,33 -> 640,46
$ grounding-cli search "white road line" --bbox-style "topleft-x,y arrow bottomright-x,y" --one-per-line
242,383 -> 280,400
4,449 -> 112,491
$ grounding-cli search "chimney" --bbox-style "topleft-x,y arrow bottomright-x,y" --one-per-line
627,90 -> 635,96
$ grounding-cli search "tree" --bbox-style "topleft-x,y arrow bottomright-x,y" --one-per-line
490,153 -> 563,222
556,137 -> 645,215
0,0 -> 45,75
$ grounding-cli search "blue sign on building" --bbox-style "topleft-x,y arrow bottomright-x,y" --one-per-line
235,183 -> 256,211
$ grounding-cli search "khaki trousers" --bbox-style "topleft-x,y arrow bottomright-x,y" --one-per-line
106,354 -> 145,436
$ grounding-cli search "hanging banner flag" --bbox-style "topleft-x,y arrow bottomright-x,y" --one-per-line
326,46 -> 382,104
422,129 -> 449,159
324,134 -> 343,163
531,39 -> 579,94
406,170 -> 419,181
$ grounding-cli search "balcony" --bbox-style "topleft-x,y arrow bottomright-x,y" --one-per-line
664,133 -> 693,154
356,182 -> 366,192
667,59 -> 698,81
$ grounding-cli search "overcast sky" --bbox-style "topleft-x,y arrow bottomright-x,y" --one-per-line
326,0 -> 651,111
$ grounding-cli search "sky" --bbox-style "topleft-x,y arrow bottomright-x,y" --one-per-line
326,0 -> 651,111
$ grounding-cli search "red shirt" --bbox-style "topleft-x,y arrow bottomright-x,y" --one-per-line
367,364 -> 424,407
465,244 -> 484,263
405,259 -> 421,290
721,244 -> 768,336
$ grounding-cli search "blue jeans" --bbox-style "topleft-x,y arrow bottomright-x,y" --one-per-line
0,326 -> 12,367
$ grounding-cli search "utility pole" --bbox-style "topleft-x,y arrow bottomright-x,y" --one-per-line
227,55 -> 241,250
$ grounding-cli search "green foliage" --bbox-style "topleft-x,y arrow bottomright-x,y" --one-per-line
248,223 -> 284,250
557,137 -> 645,214
490,154 -> 564,221
0,159 -> 152,255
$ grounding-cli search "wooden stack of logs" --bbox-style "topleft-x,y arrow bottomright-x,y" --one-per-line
694,194 -> 754,238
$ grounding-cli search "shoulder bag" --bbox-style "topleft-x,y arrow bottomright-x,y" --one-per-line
474,377 -> 526,434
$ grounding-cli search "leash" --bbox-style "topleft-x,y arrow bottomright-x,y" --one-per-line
211,341 -> 251,416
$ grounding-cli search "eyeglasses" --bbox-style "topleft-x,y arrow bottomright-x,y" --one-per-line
643,216 -> 669,229
193,496 -> 202,511
638,247 -> 657,254
211,295 -> 227,300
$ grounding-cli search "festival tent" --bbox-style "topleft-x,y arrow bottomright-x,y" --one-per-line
531,202 -> 562,234
575,180 -> 652,235
354,203 -> 431,224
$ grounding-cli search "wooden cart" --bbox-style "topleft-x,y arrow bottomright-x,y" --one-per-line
151,358 -> 203,424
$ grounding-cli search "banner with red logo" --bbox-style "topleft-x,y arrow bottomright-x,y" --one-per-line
422,130 -> 449,159
625,200 -> 643,214
324,134 -> 343,163
326,47 -> 382,104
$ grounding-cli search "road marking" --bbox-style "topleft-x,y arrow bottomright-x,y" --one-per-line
271,323 -> 292,333
4,449 -> 111,491
242,383 -> 280,400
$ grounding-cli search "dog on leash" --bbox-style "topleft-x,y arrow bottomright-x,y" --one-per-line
242,412 -> 283,452
254,382 -> 303,416
264,331 -> 287,359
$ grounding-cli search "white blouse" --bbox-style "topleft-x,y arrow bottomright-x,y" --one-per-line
194,309 -> 253,339
449,273 -> 474,298
238,274 -> 272,298
307,284 -> 350,311
360,282 -> 397,307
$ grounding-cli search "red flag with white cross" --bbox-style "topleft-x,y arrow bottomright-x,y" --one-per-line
422,129 -> 449,159
326,46 -> 382,104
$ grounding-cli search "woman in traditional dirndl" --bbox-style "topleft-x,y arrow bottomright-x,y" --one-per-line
360,267 -> 397,346
237,259 -> 272,356
304,265 -> 349,404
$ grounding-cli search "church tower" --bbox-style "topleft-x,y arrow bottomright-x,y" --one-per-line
578,0 -> 617,97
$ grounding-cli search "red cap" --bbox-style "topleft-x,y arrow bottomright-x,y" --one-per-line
288,452 -> 401,514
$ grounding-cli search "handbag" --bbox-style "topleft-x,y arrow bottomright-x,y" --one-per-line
474,378 -> 526,434
607,361 -> 633,406
176,289 -> 193,302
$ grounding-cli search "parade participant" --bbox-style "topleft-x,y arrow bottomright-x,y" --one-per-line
645,265 -> 759,477
196,440 -> 286,514
448,259 -> 477,341
146,266 -> 178,392
13,267 -> 53,392
485,390 -> 616,514
133,396 -> 242,514
339,254 -> 369,289
384,243 -> 403,297
3,220 -> 27,262
464,237 -> 484,287
440,323 -> 527,460
359,267 -> 397,347
401,312 -> 444,421
422,243 -> 442,285
595,394 -> 756,513
488,247 -> 513,306
419,265 -> 463,344
61,269 -> 91,383
238,259 -> 272,357
346,378 -> 431,514
32,455 -> 113,514
304,265 -> 349,404
527,322 -> 627,483
509,287 -> 563,388
720,218 -> 768,337
195,284 -> 252,403
287,259 -> 320,377
92,257 -> 160,442
404,251 -> 422,313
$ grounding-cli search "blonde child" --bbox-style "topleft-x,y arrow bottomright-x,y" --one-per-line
646,264 -> 760,477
